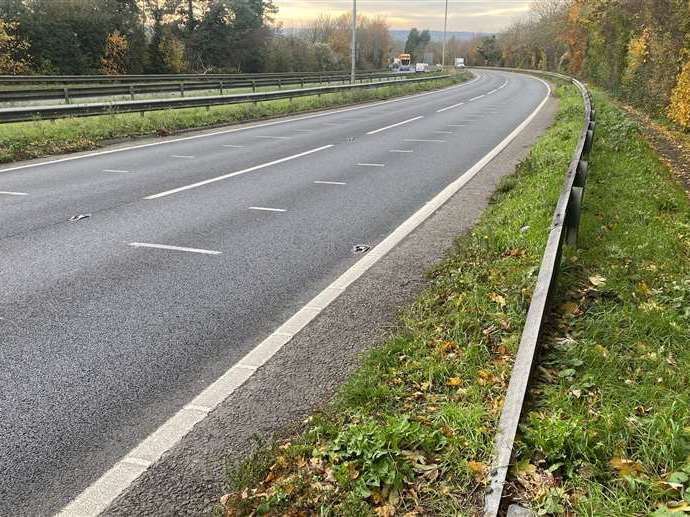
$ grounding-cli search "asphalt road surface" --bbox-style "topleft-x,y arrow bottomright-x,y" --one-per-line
0,70 -> 549,516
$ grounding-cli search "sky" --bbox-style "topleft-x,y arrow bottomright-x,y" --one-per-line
273,0 -> 532,32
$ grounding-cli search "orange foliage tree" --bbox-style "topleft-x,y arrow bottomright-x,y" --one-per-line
100,31 -> 129,75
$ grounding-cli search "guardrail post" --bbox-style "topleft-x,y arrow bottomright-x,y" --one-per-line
219,81 -> 224,95
278,78 -> 282,89
584,129 -> 594,156
575,160 -> 588,188
129,85 -> 135,100
179,82 -> 185,97
565,186 -> 584,246
252,80 -> 256,93
64,87 -> 71,104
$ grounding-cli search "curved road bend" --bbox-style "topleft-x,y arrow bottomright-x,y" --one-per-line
0,70 -> 549,516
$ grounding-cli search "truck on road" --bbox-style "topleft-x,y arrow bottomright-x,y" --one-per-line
455,57 -> 465,69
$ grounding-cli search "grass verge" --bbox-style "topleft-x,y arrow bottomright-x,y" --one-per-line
506,90 -> 690,516
216,83 -> 583,515
0,74 -> 466,166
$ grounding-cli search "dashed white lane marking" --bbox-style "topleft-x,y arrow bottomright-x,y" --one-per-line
171,155 -> 195,159
222,144 -> 247,148
103,169 -> 132,173
128,242 -> 222,255
314,181 -> 347,185
295,129 -> 314,133
487,89 -> 498,95
448,124 -> 466,127
249,206 -> 287,212
434,131 -> 453,135
0,191 -> 28,196
357,163 -> 385,168
404,139 -> 446,143
389,149 -> 414,153
2,75 -> 484,175
436,101 -> 465,113
469,94 -> 486,101
254,135 -> 291,140
57,73 -> 550,517
366,116 -> 423,135
145,145 -> 334,199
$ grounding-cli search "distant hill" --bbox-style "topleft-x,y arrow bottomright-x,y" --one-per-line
390,30 -> 491,43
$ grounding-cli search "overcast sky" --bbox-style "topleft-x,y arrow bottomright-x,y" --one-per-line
273,0 -> 532,32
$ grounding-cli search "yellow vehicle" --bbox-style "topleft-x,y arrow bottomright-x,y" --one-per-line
398,53 -> 412,72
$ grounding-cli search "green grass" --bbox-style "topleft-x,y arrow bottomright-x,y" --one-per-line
508,90 -> 690,516
0,74 -> 463,166
217,84 -> 584,516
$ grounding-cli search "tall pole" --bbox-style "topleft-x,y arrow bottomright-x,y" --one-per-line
351,0 -> 357,84
442,0 -> 448,68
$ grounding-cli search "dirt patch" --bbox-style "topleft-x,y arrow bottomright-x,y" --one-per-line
619,104 -> 690,194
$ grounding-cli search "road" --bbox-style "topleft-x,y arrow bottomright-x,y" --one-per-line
0,70 -> 549,516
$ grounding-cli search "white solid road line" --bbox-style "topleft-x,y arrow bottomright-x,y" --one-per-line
448,124 -> 466,127
366,116 -> 423,135
487,89 -> 498,95
249,206 -> 287,212
469,94 -> 486,101
357,163 -> 385,167
57,74 -> 551,517
103,169 -> 132,173
436,101 -> 465,113
128,242 -> 222,255
0,74 -> 483,175
404,139 -> 446,143
145,145 -> 334,199
314,180 -> 347,185
254,135 -> 291,140
0,191 -> 28,196
389,149 -> 414,153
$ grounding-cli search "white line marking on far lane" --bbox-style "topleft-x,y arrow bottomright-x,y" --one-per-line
249,206 -> 287,212
254,135 -> 291,140
366,116 -> 423,135
389,149 -> 414,153
404,139 -> 446,143
145,145 -> 334,199
314,180 -> 346,185
0,191 -> 28,196
57,73 -> 551,517
103,169 -> 131,173
222,144 -> 247,148
128,242 -> 222,255
469,94 -> 485,101
171,155 -> 195,159
357,163 -> 385,168
436,101 -> 465,113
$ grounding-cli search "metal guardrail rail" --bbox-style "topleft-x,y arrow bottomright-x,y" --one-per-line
0,71 -> 403,104
0,74 -> 450,124
0,69 -> 390,85
474,67 -> 595,517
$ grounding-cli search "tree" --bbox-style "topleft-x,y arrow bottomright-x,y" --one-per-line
0,18 -> 30,74
100,31 -> 129,75
669,60 -> 690,128
477,35 -> 501,65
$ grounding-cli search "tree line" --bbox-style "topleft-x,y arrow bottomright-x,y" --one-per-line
0,0 -> 396,75
464,0 -> 690,129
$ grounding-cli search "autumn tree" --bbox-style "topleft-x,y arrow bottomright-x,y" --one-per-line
0,18 -> 30,74
100,31 -> 129,75
669,61 -> 690,128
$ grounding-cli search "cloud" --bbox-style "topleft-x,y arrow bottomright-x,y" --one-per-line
273,1 -> 531,31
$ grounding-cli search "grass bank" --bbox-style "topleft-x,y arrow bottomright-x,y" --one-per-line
0,74 -> 466,166
507,91 -> 690,516
217,83 -> 583,515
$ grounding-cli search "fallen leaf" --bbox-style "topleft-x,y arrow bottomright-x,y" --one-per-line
610,458 -> 644,477
447,377 -> 462,387
467,460 -> 488,481
589,274 -> 607,287
490,292 -> 507,307
375,504 -> 396,517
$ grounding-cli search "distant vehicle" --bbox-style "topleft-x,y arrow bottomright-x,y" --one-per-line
415,63 -> 430,73
455,58 -> 466,69
398,53 -> 412,72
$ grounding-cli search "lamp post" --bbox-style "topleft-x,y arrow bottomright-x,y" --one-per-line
351,0 -> 357,83
442,0 -> 448,68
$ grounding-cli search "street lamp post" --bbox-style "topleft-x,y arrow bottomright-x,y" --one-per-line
442,0 -> 448,68
351,0 -> 357,84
